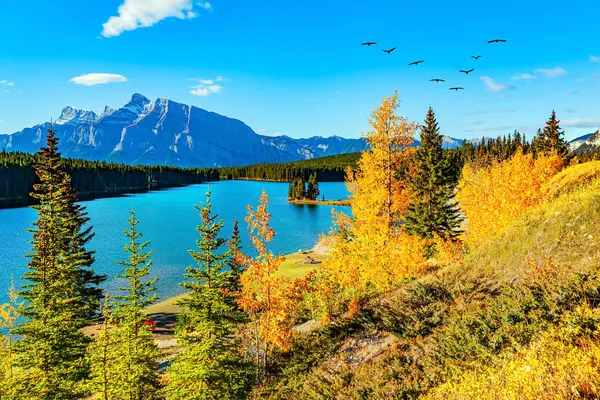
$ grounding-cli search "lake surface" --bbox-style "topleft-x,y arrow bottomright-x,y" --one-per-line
0,181 -> 349,305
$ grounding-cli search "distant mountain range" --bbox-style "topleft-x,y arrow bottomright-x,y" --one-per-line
569,130 -> 600,153
0,93 -> 467,167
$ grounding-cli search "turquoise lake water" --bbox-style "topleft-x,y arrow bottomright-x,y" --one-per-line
0,181 -> 349,305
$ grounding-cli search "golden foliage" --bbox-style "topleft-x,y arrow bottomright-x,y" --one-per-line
318,92 -> 428,317
456,149 -> 563,248
237,190 -> 310,354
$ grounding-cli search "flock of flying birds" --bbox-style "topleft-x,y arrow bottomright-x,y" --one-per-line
361,39 -> 508,91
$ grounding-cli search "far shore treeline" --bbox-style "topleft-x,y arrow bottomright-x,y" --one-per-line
2,130 -> 595,209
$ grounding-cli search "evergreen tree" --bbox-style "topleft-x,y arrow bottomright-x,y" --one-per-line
294,177 -> 306,200
227,219 -> 245,297
12,127 -> 103,399
165,190 -> 253,400
87,294 -> 119,400
406,107 -> 463,245
538,110 -> 568,157
287,181 -> 295,200
111,207 -> 161,400
306,172 -> 320,200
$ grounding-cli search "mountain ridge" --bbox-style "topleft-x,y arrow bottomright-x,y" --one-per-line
0,93 -> 465,168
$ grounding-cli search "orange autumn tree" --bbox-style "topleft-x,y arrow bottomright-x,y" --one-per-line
321,91 -> 428,317
236,190 -> 310,382
456,148 -> 563,248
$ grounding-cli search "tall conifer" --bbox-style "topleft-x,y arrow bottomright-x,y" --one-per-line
111,208 -> 161,400
306,172 -> 320,200
87,294 -> 119,400
12,127 -> 104,399
165,190 -> 253,399
537,110 -> 568,157
406,108 -> 462,245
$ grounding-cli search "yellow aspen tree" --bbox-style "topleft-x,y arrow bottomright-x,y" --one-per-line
321,92 -> 428,318
236,190 -> 310,382
456,148 -> 563,248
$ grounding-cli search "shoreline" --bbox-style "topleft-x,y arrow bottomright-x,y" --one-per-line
84,240 -> 330,340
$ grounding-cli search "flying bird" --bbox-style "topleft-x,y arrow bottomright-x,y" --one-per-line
361,42 -> 377,46
449,87 -> 464,91
382,47 -> 396,54
471,55 -> 482,60
430,78 -> 445,82
459,68 -> 475,75
487,39 -> 507,43
408,60 -> 424,66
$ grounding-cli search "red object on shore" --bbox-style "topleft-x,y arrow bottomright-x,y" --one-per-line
144,318 -> 157,332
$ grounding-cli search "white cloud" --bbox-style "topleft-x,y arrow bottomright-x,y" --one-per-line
511,73 -> 535,80
190,84 -> 222,96
591,55 -> 600,63
101,0 -> 210,38
536,67 -> 567,78
0,80 -> 14,87
463,120 -> 483,125
69,73 -> 128,86
188,76 -> 226,96
562,118 -> 600,128
480,76 -> 512,92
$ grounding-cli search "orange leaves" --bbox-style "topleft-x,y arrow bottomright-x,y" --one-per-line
456,149 -> 564,248
236,190 -> 309,353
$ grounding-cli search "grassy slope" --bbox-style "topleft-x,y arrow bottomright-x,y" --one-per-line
261,160 -> 600,399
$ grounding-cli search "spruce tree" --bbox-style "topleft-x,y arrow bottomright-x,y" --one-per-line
165,190 -> 253,400
12,127 -> 104,399
227,219 -> 245,296
538,110 -> 568,157
306,172 -> 320,200
406,107 -> 463,245
294,177 -> 306,200
111,207 -> 161,400
87,294 -> 119,400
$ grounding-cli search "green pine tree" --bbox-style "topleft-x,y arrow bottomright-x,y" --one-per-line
287,181 -> 295,200
537,110 -> 568,157
87,294 -> 120,400
406,107 -> 463,246
12,127 -> 103,399
165,190 -> 253,400
294,177 -> 306,200
111,207 -> 161,400
226,219 -> 245,297
306,172 -> 320,200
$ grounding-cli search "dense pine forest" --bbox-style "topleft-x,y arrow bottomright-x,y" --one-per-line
4,92 -> 600,399
0,150 -> 220,208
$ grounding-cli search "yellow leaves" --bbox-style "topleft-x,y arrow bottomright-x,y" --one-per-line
315,92 -> 428,318
456,148 -> 564,249
237,190 -> 309,353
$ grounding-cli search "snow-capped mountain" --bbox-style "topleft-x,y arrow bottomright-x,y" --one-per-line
0,94 -> 468,167
0,94 -> 369,168
569,131 -> 600,153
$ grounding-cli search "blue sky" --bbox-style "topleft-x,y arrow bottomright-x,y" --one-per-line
0,0 -> 599,141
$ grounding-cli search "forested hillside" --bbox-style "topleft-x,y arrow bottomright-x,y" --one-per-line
0,151 -> 219,208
